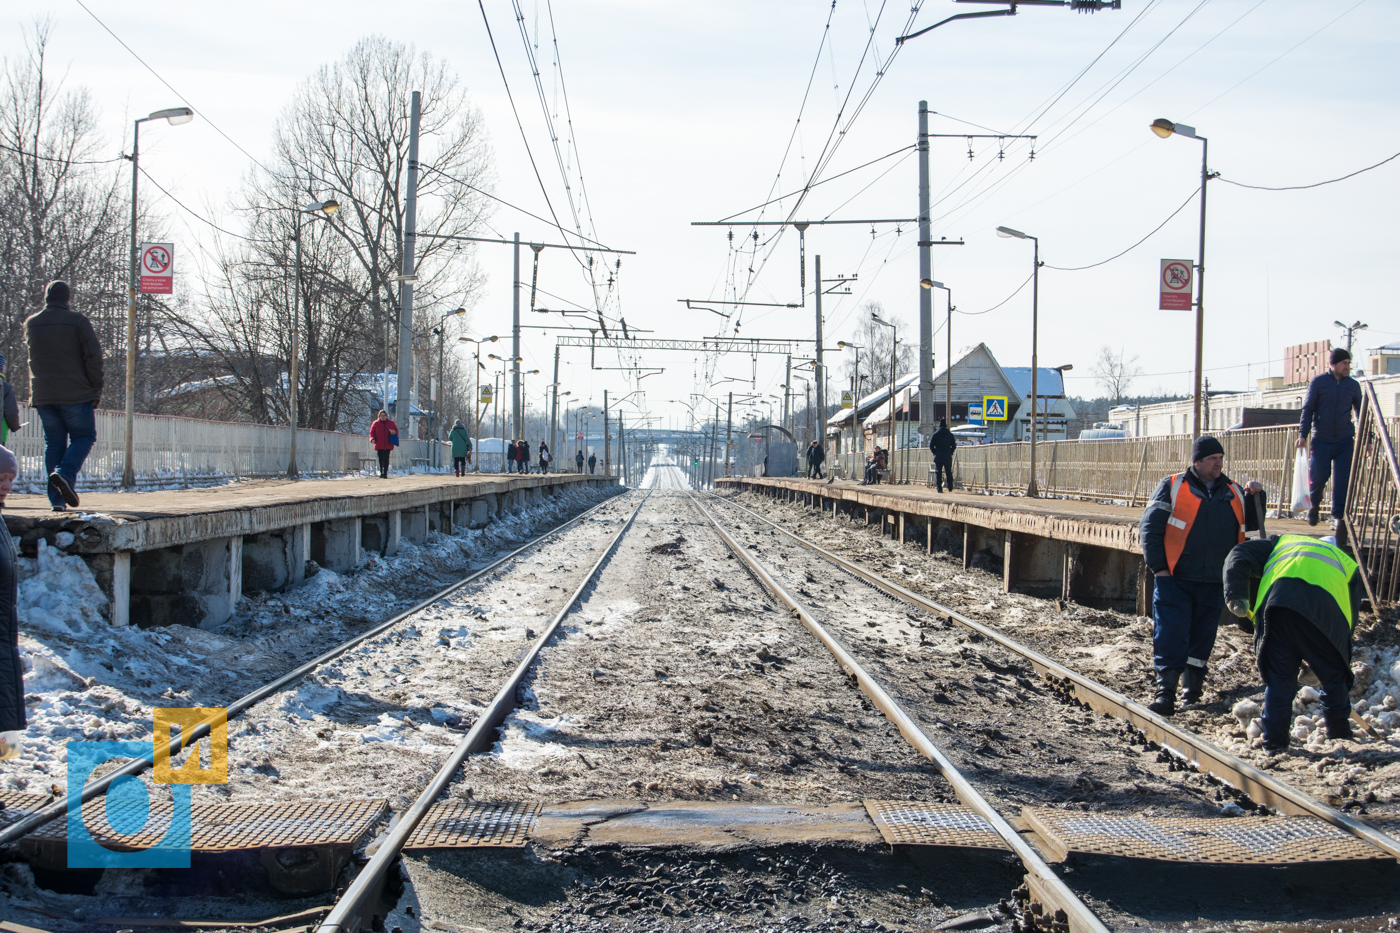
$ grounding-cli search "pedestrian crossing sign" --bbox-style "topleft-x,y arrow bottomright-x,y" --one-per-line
983,396 -> 1008,421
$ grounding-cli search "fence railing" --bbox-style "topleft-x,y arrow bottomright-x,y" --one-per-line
6,402 -> 437,490
1344,382 -> 1400,610
826,426 -> 1299,510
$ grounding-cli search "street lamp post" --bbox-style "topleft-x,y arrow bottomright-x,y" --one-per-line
1334,320 -> 1367,355
838,340 -> 863,471
1049,364 -> 1074,442
870,313 -> 897,482
428,307 -> 466,471
920,279 -> 953,430
122,106 -> 194,488
995,226 -> 1041,496
457,335 -> 498,472
1151,118 -> 1210,439
288,199 -> 340,478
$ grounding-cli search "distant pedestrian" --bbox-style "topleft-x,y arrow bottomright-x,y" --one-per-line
929,418 -> 957,493
448,419 -> 471,476
26,281 -> 102,511
369,409 -> 398,478
587,452 -> 597,474
576,450 -> 585,473
811,440 -> 825,480
538,441 -> 551,474
762,453 -> 769,477
520,439 -> 532,474
0,355 -> 19,446
1297,347 -> 1362,539
0,445 -> 25,760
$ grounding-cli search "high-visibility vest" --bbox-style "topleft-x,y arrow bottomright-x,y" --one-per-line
1163,472 -> 1245,575
1253,534 -> 1358,626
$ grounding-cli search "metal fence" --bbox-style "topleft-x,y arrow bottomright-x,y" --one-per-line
7,402 -> 437,490
829,426 -> 1300,510
1344,382 -> 1400,610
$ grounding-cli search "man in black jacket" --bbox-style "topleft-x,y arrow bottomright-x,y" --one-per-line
928,418 -> 957,492
1296,347 -> 1362,534
1224,534 -> 1363,752
26,281 -> 103,511
1139,435 -> 1263,715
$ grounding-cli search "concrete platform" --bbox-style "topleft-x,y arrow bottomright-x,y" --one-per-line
4,472 -> 612,629
718,476 -> 1320,612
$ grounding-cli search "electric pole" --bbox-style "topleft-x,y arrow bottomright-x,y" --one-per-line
396,90 -> 421,466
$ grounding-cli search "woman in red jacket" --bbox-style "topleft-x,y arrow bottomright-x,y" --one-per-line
368,409 -> 398,478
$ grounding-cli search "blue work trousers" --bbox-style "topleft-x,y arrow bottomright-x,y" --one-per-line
36,402 -> 96,508
1259,607 -> 1350,748
1151,575 -> 1224,675
1309,437 -> 1353,519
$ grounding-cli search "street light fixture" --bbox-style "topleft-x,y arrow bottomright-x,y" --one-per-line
995,225 -> 1042,496
1334,320 -> 1367,354
921,279 -> 955,431
426,307 -> 467,469
122,106 -> 195,487
1151,117 -> 1209,438
870,312 -> 900,482
287,198 -> 340,478
458,335 -> 498,471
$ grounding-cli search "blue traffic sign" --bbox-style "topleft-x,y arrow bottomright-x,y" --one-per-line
983,396 -> 1008,422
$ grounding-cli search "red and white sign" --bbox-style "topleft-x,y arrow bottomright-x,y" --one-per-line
139,242 -> 174,294
1159,258 -> 1192,310
576,432 -> 584,440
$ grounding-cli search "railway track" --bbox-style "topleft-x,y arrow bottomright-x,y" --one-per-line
0,486 -> 632,850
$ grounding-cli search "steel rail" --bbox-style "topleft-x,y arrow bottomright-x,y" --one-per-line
0,487 -> 629,849
684,490 -> 1110,933
709,491 -> 1400,861
318,491 -> 648,933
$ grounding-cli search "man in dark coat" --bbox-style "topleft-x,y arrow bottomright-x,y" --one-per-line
810,441 -> 825,480
1139,435 -> 1263,716
0,445 -> 24,750
1296,347 -> 1362,534
576,450 -> 585,473
26,281 -> 103,511
587,452 -> 597,474
1224,534 -> 1364,752
520,440 -> 532,474
929,418 -> 957,492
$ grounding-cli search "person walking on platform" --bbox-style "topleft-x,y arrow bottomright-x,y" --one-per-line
575,449 -> 585,473
520,439 -> 532,474
369,409 -> 397,479
0,445 -> 24,760
811,441 -> 826,480
587,452 -> 597,474
538,441 -> 551,474
1140,435 -> 1264,716
1224,534 -> 1363,753
1297,347 -> 1361,538
929,418 -> 957,493
0,355 -> 20,445
26,281 -> 102,511
448,419 -> 471,476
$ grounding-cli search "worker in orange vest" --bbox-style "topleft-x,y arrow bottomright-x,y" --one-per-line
1139,435 -> 1264,716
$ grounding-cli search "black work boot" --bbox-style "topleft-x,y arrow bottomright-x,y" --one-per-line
1307,505 -> 1320,526
1180,666 -> 1207,706
1147,669 -> 1181,717
1324,709 -> 1353,741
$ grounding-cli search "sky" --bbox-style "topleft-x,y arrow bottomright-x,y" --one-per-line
11,0 -> 1399,433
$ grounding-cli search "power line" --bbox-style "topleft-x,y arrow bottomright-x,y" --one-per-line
957,271 -> 1035,316
1045,186 -> 1199,271
137,165 -> 257,243
1218,151 -> 1400,191
417,163 -> 614,250
714,146 -> 915,223
0,140 -> 123,165
72,0 -> 270,174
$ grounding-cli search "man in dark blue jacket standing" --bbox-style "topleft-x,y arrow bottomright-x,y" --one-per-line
1297,347 -> 1361,535
1139,436 -> 1263,716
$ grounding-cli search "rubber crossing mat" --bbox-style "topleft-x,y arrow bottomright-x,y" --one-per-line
0,792 -> 57,830
863,800 -> 1008,850
405,800 -> 540,849
1022,808 -> 1388,864
26,796 -> 387,852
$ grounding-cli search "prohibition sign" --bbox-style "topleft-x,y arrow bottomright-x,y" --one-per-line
142,245 -> 172,275
1162,261 -> 1191,291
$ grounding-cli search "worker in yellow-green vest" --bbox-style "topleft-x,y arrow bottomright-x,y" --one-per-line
1223,534 -> 1363,753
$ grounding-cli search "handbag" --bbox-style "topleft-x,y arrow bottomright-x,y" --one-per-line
389,432 -> 399,447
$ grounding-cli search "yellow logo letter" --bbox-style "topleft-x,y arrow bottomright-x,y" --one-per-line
153,708 -> 227,785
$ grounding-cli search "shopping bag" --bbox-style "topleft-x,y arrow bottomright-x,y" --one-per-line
389,432 -> 399,448
1290,449 -> 1311,512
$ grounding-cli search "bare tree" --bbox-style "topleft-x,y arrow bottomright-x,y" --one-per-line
1092,345 -> 1143,405
0,20 -> 128,403
840,302 -> 913,399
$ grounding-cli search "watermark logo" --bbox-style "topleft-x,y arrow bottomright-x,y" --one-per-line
66,708 -> 227,868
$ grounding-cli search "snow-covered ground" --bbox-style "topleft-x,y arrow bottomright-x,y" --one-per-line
1,481 -> 621,798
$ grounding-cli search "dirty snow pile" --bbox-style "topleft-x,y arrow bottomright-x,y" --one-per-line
0,481 -> 618,797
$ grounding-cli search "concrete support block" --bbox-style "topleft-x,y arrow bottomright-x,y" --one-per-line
404,507 -> 428,546
242,529 -> 303,594
898,513 -> 906,545
1137,560 -> 1156,618
362,514 -> 391,556
963,523 -> 972,570
228,536 -> 243,617
312,519 -> 361,573
1002,531 -> 1017,593
927,518 -> 933,555
389,511 -> 402,555
112,552 -> 131,627
130,537 -> 236,629
470,498 -> 491,529
1005,532 -> 1063,597
292,524 -> 309,585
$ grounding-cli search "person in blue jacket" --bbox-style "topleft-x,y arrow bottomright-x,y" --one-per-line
1296,347 -> 1362,537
